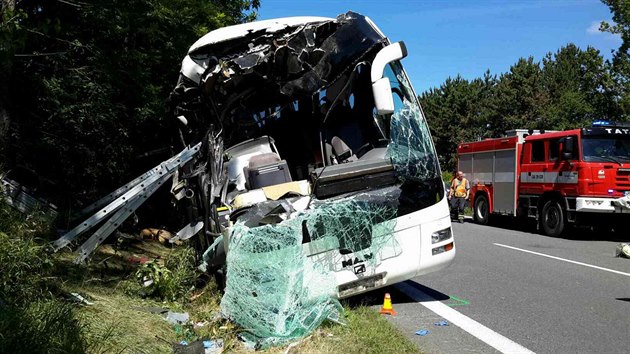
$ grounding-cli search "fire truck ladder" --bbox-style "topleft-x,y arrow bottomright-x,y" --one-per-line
52,143 -> 201,263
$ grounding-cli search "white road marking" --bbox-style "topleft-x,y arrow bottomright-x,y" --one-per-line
395,281 -> 535,354
494,243 -> 630,277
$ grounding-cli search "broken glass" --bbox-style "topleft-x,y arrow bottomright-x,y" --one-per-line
220,189 -> 400,348
386,63 -> 441,182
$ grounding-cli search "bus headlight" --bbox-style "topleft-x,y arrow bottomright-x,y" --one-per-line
431,227 -> 452,244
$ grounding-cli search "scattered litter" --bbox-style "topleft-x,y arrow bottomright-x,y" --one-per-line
193,321 -> 209,329
434,320 -> 449,326
140,276 -> 154,287
131,306 -> 169,315
190,290 -> 206,301
166,311 -> 190,325
172,340 -> 205,354
283,335 -> 311,354
140,228 -> 178,245
127,255 -> 149,264
415,329 -> 430,336
616,243 -> 630,258
203,339 -> 224,354
69,292 -> 93,305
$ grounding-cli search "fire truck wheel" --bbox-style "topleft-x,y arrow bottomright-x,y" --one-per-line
473,194 -> 490,225
541,199 -> 565,237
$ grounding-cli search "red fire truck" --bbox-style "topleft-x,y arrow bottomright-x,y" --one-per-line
457,122 -> 630,236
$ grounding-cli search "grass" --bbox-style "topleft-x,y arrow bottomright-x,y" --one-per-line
293,306 -> 421,354
0,199 -> 91,353
63,242 -> 421,353
197,305 -> 421,354
0,195 -> 421,354
68,285 -> 178,353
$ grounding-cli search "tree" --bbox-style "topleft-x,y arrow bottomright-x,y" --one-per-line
493,57 -> 548,133
600,0 -> 630,118
421,73 -> 497,171
1,0 -> 259,210
541,44 -> 617,128
419,43 -> 622,172
0,0 -> 25,156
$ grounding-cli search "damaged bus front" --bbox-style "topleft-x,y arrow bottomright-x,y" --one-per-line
170,12 -> 454,304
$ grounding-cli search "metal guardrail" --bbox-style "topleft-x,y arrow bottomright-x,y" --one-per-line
0,176 -> 58,218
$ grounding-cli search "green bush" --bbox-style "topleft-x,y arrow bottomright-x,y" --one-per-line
442,171 -> 454,184
135,246 -> 197,301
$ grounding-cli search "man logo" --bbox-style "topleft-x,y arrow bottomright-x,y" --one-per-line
353,264 -> 366,274
341,253 -> 374,268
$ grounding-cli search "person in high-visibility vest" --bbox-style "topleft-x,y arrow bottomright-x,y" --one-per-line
448,171 -> 470,223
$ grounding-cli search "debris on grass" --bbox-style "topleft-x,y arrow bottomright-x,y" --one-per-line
166,311 -> 191,325
616,243 -> 630,258
69,292 -> 94,306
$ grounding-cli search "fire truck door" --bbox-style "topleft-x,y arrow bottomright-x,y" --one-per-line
493,149 -> 516,214
520,140 -> 546,195
553,137 -> 579,194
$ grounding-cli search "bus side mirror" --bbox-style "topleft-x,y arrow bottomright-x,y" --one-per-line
562,136 -> 574,160
371,41 -> 408,115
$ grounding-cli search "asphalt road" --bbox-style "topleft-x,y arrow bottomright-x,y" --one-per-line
378,218 -> 630,354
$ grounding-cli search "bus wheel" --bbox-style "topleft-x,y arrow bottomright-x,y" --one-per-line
473,195 -> 490,225
541,199 -> 565,237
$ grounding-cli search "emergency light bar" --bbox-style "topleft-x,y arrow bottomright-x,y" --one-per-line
592,120 -> 630,128
592,120 -> 613,127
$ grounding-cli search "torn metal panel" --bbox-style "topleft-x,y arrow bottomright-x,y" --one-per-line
0,176 -> 58,218
170,12 -> 387,147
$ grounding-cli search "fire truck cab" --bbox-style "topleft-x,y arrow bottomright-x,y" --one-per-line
457,121 -> 630,236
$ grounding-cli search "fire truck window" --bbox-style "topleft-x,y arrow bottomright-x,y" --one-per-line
549,139 -> 559,161
531,141 -> 545,162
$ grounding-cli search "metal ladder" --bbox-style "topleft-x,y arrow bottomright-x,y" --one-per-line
52,143 -> 202,263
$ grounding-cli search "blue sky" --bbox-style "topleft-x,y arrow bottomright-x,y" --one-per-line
257,0 -> 622,94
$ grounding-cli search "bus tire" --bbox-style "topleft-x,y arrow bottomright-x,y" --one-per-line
473,194 -> 490,225
541,199 -> 565,237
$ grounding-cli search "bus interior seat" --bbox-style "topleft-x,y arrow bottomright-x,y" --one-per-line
244,152 -> 292,190
331,136 -> 357,163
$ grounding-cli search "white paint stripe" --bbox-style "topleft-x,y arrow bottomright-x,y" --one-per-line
395,281 -> 535,354
494,243 -> 630,277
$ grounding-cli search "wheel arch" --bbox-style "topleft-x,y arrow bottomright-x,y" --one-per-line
538,191 -> 568,211
471,185 -> 493,213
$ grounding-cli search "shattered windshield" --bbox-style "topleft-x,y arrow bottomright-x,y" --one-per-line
583,136 -> 630,162
385,61 -> 443,184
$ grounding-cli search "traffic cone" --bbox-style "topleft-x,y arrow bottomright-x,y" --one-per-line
379,293 -> 397,315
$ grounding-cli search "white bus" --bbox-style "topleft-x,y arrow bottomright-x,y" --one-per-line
171,12 -> 455,300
